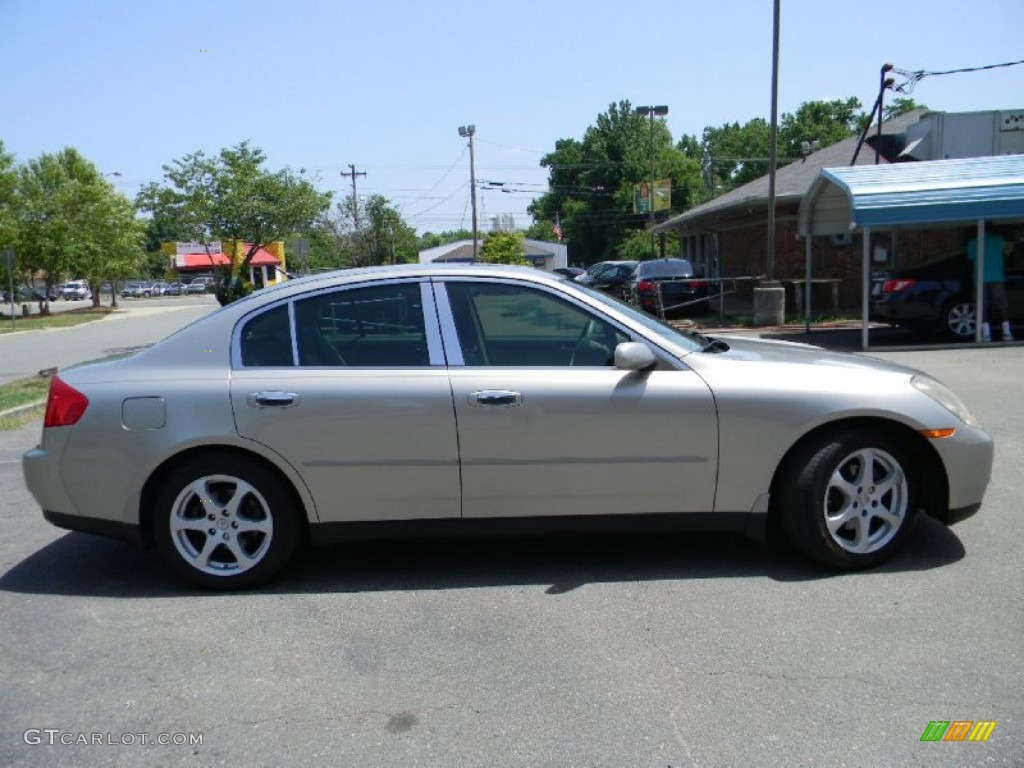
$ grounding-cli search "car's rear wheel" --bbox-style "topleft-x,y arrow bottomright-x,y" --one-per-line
154,455 -> 301,589
941,299 -> 975,341
778,429 -> 918,569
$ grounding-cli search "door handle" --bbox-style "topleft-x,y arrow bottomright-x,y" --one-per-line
470,390 -> 522,407
248,391 -> 299,408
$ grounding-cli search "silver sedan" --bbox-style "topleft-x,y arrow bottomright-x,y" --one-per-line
24,264 -> 994,588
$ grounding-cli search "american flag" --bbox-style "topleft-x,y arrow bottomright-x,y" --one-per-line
552,221 -> 563,242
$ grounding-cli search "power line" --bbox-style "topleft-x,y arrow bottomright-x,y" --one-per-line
891,57 -> 1024,94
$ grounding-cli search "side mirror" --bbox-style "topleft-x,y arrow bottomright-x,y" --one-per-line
614,342 -> 657,371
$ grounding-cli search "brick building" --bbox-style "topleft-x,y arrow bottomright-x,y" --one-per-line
655,109 -> 1014,311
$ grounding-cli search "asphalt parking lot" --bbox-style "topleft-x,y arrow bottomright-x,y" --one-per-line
0,318 -> 1021,766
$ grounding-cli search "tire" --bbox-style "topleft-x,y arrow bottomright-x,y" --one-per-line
778,428 -> 918,570
153,455 -> 302,589
941,298 -> 975,341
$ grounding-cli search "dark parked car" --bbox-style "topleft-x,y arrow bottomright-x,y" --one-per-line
628,258 -> 710,317
871,252 -> 1023,340
574,260 -> 638,297
3,285 -> 58,303
553,267 -> 585,279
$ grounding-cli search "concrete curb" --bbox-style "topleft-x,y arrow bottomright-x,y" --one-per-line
0,400 -> 46,420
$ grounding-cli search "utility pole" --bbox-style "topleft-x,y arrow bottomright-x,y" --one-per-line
458,125 -> 479,261
634,105 -> 668,258
340,164 -> 367,230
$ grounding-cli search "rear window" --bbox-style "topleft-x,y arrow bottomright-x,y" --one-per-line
636,259 -> 694,279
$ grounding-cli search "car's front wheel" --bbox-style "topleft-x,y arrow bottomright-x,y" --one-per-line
154,455 -> 302,589
941,298 -> 975,341
778,429 -> 918,569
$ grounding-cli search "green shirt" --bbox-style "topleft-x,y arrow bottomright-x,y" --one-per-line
966,234 -> 1006,283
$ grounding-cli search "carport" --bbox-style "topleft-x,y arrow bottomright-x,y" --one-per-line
798,155 -> 1024,349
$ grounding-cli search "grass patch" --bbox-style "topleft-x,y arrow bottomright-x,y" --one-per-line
0,306 -> 115,334
0,404 -> 44,431
0,374 -> 52,412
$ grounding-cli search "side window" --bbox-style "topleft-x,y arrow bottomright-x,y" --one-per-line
294,283 -> 429,367
240,304 -> 294,367
446,282 -> 629,366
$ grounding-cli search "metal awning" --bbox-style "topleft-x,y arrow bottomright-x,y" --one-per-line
797,156 -> 1024,349
799,155 -> 1024,236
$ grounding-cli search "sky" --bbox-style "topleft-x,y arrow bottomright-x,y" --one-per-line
2,0 -> 1023,236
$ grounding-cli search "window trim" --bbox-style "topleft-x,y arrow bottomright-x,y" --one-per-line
430,276 -> 682,369
232,277 -> 444,369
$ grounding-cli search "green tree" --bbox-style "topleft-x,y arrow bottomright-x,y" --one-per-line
779,97 -> 863,158
616,229 -> 680,262
480,230 -> 528,265
522,219 -> 561,243
418,229 -> 472,250
883,97 -> 927,122
697,118 -> 772,193
14,148 -> 141,313
529,101 -> 703,265
75,186 -> 145,307
362,195 -> 419,265
0,142 -> 18,292
137,141 -> 331,303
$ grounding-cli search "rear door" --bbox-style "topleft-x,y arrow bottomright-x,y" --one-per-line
230,278 -> 461,523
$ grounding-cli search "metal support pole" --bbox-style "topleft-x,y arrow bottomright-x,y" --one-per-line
975,220 -> 985,343
458,125 -> 479,261
635,105 -> 668,259
804,235 -> 812,334
861,227 -> 871,350
874,64 -> 894,165
649,111 -> 656,258
766,0 -> 780,281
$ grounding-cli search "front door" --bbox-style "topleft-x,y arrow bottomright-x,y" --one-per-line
436,278 -> 718,520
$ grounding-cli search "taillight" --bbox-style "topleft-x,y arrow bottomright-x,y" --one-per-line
690,280 -> 708,290
44,375 -> 89,427
637,280 -> 656,292
882,278 -> 916,294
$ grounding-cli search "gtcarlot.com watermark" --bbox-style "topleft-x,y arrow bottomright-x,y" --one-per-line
23,729 -> 203,747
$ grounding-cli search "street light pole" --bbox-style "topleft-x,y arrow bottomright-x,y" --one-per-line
634,105 -> 668,258
458,125 -> 479,261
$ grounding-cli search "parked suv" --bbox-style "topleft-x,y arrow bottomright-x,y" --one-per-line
185,277 -> 214,294
121,282 -> 154,299
59,280 -> 91,301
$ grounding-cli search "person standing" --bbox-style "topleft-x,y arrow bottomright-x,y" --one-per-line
967,223 -> 1013,342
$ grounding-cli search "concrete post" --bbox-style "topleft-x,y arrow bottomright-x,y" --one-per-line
753,282 -> 785,327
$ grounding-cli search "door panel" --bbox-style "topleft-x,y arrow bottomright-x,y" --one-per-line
231,281 -> 460,523
436,279 -> 718,519
449,367 -> 718,518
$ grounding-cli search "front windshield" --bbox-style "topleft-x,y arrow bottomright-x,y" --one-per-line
563,280 -> 705,353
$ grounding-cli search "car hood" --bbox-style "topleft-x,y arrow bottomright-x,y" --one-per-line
698,334 -> 920,376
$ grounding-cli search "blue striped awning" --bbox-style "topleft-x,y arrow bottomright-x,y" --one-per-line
801,155 -> 1024,232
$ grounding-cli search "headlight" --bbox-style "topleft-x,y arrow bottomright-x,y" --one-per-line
911,375 -> 978,427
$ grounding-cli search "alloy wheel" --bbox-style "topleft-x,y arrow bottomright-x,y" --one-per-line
822,447 -> 909,554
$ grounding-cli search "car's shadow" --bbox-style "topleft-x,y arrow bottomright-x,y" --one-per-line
0,515 -> 965,598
